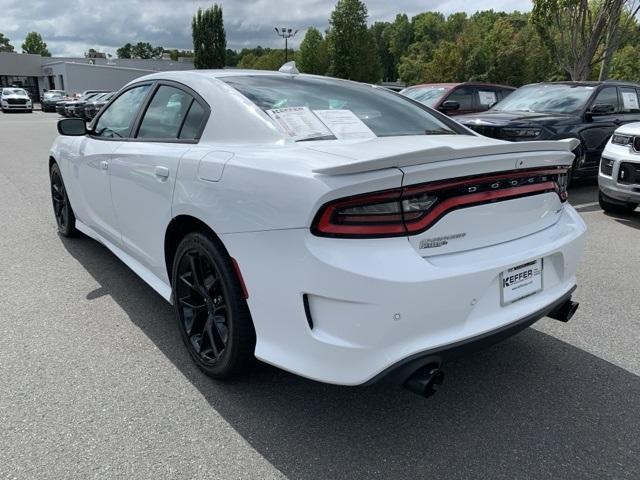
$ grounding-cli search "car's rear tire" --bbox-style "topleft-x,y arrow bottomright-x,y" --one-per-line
599,191 -> 638,214
50,162 -> 78,237
172,232 -> 256,379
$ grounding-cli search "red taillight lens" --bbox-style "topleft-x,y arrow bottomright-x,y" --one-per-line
312,167 -> 569,238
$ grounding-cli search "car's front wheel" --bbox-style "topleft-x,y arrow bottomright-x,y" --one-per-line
50,163 -> 78,236
599,191 -> 638,214
172,232 -> 256,379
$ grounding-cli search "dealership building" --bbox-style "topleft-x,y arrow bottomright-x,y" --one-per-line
0,52 -> 194,99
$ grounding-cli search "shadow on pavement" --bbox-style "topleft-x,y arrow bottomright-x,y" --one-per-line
61,234 -> 640,480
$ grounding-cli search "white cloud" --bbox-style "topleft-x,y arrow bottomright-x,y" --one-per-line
0,0 -> 532,57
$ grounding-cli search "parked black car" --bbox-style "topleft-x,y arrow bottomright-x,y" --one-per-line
56,96 -> 78,116
82,92 -> 114,121
40,90 -> 67,112
456,81 -> 640,180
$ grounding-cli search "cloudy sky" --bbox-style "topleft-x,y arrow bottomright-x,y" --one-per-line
1,0 -> 532,57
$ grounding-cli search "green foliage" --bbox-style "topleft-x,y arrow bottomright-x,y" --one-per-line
21,32 -> 50,56
369,22 -> 395,81
610,44 -> 640,82
0,33 -> 14,52
298,27 -> 329,75
166,49 -> 195,61
398,10 -> 561,86
192,4 -> 226,69
237,48 -> 291,70
327,0 -> 381,82
116,42 -> 163,59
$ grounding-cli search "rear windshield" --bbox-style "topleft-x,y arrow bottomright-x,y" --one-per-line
221,75 -> 464,140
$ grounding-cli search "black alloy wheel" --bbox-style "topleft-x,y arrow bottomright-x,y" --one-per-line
50,163 -> 77,236
172,232 -> 255,378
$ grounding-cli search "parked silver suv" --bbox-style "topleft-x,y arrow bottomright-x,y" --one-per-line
599,122 -> 640,214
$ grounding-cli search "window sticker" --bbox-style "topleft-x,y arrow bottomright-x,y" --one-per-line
478,90 -> 497,106
313,109 -> 377,140
266,106 -> 333,141
622,91 -> 639,110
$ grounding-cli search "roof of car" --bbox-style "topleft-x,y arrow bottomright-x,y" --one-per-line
405,82 -> 515,90
526,80 -> 640,87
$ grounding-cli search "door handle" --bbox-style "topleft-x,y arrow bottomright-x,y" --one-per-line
155,166 -> 170,178
99,160 -> 109,170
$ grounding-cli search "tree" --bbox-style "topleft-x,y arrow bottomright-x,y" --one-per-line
117,43 -> 132,58
131,42 -> 163,59
387,14 -> 413,65
192,4 -> 226,69
21,32 -> 50,56
0,33 -> 14,52
370,22 -> 395,81
116,42 -> 163,59
598,1 -> 640,80
327,0 -> 381,82
531,0 -> 637,80
298,27 -> 329,75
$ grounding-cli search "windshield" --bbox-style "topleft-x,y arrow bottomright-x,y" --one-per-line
222,75 -> 461,140
401,86 -> 449,107
3,88 -> 28,96
44,91 -> 64,98
492,84 -> 595,114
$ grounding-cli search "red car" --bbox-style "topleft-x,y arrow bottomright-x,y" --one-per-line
400,82 -> 515,116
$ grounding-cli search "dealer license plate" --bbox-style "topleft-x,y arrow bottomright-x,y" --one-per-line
500,258 -> 543,305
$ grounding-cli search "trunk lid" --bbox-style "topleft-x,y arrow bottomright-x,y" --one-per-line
309,135 -> 575,256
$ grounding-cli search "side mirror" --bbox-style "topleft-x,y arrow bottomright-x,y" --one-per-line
440,100 -> 460,111
588,103 -> 615,115
57,118 -> 87,136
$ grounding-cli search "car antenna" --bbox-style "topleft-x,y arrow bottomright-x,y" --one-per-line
279,61 -> 299,75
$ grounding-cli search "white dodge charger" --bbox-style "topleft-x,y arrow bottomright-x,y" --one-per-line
49,67 -> 586,396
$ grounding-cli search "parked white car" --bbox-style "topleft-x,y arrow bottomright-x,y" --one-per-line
49,68 -> 586,396
1,87 -> 33,113
598,123 -> 640,214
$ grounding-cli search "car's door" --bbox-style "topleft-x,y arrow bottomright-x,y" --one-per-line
581,86 -> 622,167
72,83 -> 152,245
109,82 -> 209,282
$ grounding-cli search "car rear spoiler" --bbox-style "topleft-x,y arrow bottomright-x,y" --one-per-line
312,138 -> 580,175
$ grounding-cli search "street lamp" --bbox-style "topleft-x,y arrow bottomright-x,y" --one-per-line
274,27 -> 298,63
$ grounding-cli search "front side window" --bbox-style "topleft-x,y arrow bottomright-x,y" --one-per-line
222,75 -> 463,139
446,87 -> 474,110
137,85 -> 194,139
94,84 -> 150,138
591,87 -> 619,112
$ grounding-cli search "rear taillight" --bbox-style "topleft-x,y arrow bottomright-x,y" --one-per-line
312,167 -> 569,238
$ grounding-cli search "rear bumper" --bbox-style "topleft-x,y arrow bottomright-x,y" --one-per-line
222,205 -> 586,386
366,286 -> 576,385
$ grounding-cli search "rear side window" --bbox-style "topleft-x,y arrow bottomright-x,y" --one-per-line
137,86 -> 194,139
94,84 -> 150,138
179,101 -> 207,140
475,88 -> 499,111
620,87 -> 640,113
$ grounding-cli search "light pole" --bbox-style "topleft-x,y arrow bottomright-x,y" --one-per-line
274,27 -> 298,63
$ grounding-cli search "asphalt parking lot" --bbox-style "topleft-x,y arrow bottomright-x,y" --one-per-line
1,110 -> 639,480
